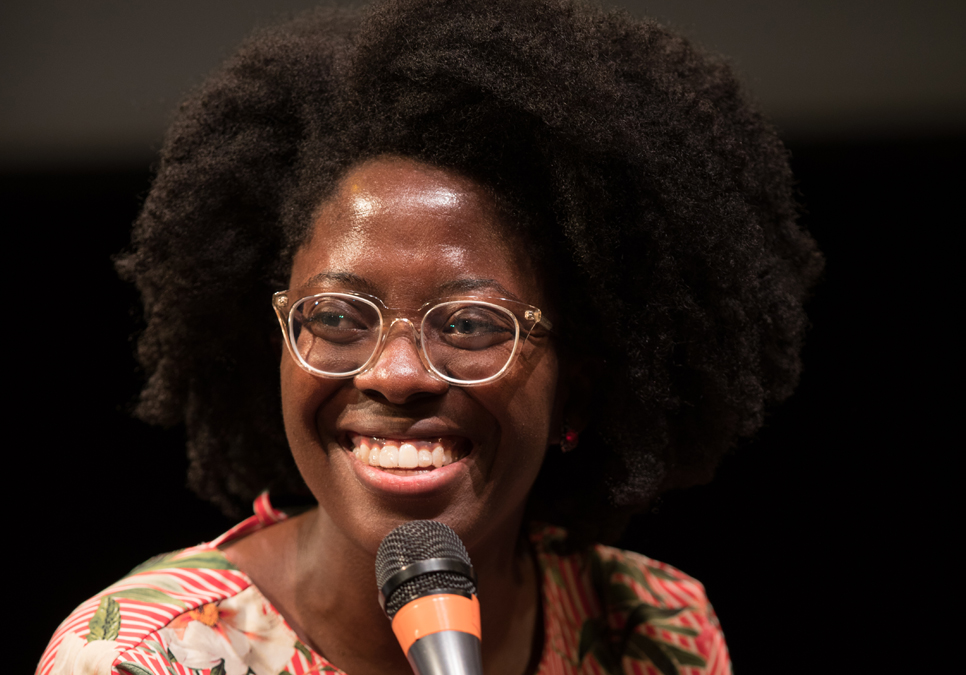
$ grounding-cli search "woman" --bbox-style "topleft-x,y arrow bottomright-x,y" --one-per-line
39,0 -> 821,673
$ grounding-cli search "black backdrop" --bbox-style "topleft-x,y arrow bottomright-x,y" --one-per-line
8,135 -> 961,673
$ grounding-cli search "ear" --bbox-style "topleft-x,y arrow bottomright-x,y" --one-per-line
549,351 -> 600,444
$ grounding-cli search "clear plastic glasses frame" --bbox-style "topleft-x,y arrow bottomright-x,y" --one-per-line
272,289 -> 553,386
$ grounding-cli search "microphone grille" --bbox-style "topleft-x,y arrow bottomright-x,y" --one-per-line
375,520 -> 476,619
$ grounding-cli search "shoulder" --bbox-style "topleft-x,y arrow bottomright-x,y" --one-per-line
36,493 -> 322,675
532,525 -> 732,674
37,543 -> 256,675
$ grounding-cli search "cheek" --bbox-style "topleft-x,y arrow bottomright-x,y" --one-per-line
280,358 -> 338,466
495,348 -> 561,470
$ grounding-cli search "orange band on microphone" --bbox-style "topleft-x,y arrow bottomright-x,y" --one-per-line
391,594 -> 481,654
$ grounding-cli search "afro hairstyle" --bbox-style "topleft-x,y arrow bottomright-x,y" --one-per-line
117,0 -> 823,544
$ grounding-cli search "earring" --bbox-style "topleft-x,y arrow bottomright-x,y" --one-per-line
560,426 -> 579,453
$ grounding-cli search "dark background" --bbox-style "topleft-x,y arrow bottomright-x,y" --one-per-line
5,1 -> 962,672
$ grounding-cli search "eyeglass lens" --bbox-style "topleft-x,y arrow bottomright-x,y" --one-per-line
290,294 -> 521,382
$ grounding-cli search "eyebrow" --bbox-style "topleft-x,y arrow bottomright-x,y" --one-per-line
436,278 -> 520,301
300,272 -> 380,296
298,273 -> 520,302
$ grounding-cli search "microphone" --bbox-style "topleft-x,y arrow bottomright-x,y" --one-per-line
375,521 -> 483,675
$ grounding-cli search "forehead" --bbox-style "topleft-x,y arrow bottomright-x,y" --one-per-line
290,157 -> 542,304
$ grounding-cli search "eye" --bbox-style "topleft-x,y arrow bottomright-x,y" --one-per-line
433,304 -> 516,350
309,310 -> 357,329
300,296 -> 378,342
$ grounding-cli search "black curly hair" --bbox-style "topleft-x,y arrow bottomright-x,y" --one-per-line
117,0 -> 822,544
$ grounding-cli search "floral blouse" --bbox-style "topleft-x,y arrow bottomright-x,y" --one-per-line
38,494 -> 731,675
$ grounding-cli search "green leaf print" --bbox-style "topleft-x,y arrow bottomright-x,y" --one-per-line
617,603 -> 656,664
624,602 -> 685,628
610,559 -> 647,585
654,623 -> 700,637
626,631 -> 707,673
578,618 -> 620,673
127,551 -> 181,575
660,642 -> 707,667
210,660 -> 227,675
611,559 -> 663,603
295,640 -> 313,663
294,644 -> 340,671
583,550 -> 707,674
645,565 -> 680,581
618,603 -> 707,674
626,633 -> 679,675
605,581 -> 642,607
109,587 -> 187,608
113,573 -> 190,595
130,550 -> 237,574
117,664 -> 155,675
87,596 -> 121,642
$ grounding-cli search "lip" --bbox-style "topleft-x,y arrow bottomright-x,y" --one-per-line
341,430 -> 473,497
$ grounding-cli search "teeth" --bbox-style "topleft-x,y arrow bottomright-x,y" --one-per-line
354,438 -> 371,464
350,435 -> 464,471
398,443 -> 418,469
380,442 -> 399,468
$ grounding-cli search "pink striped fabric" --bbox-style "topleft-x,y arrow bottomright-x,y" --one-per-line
533,525 -> 730,675
38,499 -> 730,675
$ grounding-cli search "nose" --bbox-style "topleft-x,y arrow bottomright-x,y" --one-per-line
353,319 -> 449,404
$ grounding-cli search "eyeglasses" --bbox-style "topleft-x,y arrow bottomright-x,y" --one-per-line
272,290 -> 553,386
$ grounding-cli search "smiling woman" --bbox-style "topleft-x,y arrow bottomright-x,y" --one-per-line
276,158 -> 561,553
38,1 -> 821,674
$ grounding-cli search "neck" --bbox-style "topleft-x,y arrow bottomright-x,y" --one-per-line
293,509 -> 407,671
226,506 -> 541,675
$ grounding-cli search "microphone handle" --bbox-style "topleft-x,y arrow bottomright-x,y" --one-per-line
407,631 -> 483,675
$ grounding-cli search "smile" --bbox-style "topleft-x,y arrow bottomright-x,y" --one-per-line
349,434 -> 469,472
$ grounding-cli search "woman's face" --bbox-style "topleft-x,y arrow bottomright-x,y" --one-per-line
281,156 -> 564,556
